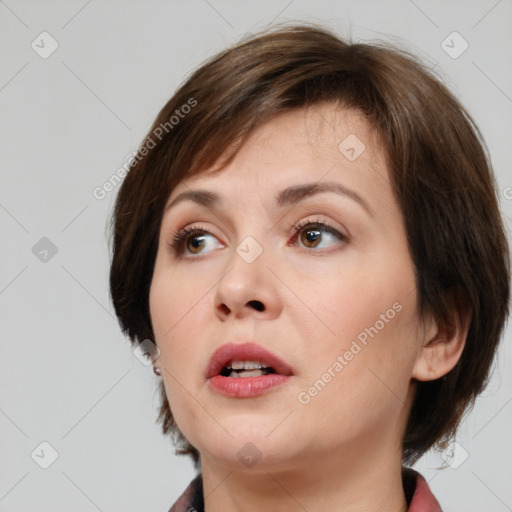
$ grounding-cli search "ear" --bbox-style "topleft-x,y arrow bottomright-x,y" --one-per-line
412,293 -> 472,382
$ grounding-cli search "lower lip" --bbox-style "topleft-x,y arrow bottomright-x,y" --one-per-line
209,374 -> 291,398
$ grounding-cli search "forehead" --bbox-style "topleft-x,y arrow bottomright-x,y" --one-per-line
235,103 -> 379,162
167,103 -> 390,207
256,103 -> 379,154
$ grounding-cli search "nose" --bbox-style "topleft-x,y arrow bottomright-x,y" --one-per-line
213,248 -> 282,321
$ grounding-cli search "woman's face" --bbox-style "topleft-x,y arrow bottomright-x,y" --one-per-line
149,103 -> 426,471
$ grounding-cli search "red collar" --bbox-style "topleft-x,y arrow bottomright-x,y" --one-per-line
405,469 -> 442,512
169,468 -> 442,511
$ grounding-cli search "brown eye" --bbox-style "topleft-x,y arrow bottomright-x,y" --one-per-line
300,228 -> 322,248
186,234 -> 206,254
170,226 -> 223,256
293,220 -> 347,251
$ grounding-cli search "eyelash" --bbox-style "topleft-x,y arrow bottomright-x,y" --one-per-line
168,219 -> 347,255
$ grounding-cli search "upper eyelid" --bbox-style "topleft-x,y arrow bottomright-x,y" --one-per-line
172,219 -> 342,238
171,219 -> 346,256
165,196 -> 358,234
291,220 -> 347,244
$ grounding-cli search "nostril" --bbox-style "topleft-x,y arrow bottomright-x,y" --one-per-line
248,300 -> 264,312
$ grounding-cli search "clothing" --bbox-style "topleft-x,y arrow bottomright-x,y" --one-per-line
168,467 -> 442,511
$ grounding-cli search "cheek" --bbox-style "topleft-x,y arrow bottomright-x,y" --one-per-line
149,268 -> 208,438
149,259 -> 207,338
149,265 -> 208,393
300,312 -> 419,445
300,267 -> 399,345
299,268 -> 419,415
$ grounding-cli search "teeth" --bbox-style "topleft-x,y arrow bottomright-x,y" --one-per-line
220,360 -> 275,377
227,369 -> 267,378
229,360 -> 265,370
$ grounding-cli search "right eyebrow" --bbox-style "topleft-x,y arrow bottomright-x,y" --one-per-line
165,190 -> 220,212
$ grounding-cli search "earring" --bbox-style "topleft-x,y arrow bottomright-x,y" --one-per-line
153,365 -> 162,376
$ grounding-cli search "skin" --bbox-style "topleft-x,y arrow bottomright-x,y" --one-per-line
149,103 -> 467,512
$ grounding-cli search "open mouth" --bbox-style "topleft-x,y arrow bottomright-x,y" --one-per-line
219,361 -> 277,378
205,342 -> 294,381
207,345 -> 293,398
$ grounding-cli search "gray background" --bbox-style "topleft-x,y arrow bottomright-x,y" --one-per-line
1,0 -> 511,510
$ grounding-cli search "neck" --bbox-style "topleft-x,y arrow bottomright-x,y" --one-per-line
200,441 -> 408,512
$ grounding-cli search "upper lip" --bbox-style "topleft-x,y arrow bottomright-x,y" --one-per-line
205,342 -> 294,379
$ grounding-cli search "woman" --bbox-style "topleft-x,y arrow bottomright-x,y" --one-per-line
109,24 -> 510,511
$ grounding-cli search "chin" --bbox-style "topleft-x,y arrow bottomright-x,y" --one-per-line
203,442 -> 298,473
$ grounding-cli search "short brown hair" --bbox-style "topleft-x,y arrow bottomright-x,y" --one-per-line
109,23 -> 510,467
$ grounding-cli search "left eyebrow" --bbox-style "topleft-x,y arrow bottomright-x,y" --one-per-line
164,181 -> 374,217
277,181 -> 374,217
